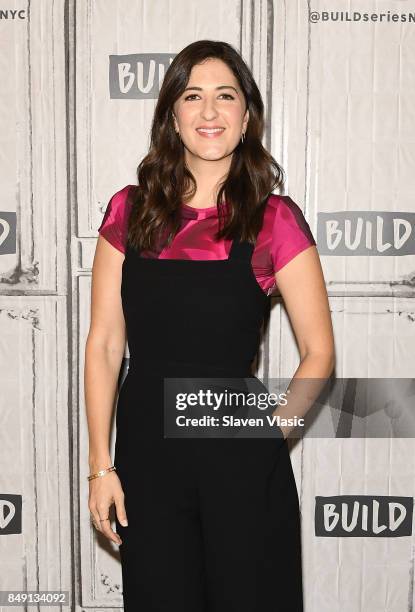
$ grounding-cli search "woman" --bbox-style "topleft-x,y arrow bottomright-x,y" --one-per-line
85,40 -> 335,611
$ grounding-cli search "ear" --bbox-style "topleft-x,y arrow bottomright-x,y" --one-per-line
243,108 -> 249,131
172,112 -> 179,133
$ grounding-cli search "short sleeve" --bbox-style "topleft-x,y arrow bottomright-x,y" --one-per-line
270,196 -> 316,273
97,185 -> 133,254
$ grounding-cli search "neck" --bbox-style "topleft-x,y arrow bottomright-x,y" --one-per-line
184,151 -> 232,207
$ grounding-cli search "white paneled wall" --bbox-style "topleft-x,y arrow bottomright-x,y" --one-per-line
0,0 -> 71,609
0,0 -> 413,610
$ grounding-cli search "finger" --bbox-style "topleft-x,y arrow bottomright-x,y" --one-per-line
99,516 -> 122,545
114,495 -> 128,527
97,506 -> 122,545
90,509 -> 103,532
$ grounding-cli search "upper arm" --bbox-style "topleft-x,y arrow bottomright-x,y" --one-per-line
90,235 -> 126,353
275,246 -> 334,360
88,186 -> 132,353
271,198 -> 334,360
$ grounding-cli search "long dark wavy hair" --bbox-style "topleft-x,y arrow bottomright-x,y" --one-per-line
127,39 -> 285,252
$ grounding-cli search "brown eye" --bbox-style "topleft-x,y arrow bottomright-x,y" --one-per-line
184,93 -> 235,101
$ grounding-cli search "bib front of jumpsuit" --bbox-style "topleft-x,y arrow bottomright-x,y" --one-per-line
113,230 -> 303,611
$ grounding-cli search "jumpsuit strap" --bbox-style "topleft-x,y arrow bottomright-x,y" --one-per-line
228,234 -> 255,261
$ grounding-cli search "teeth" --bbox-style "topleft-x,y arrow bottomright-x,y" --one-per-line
197,128 -> 224,133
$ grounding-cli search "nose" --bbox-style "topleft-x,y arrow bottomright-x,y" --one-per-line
200,96 -> 219,121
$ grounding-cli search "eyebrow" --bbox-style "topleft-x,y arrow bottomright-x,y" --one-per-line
183,85 -> 239,94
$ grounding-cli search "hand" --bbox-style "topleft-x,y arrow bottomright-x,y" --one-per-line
278,425 -> 288,440
274,423 -> 287,441
88,471 -> 127,545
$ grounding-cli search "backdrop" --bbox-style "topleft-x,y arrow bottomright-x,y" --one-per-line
0,1 -> 414,610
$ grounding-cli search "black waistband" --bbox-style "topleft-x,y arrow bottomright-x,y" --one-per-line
127,357 -> 253,379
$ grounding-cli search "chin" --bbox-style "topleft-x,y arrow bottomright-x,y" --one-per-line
201,152 -> 228,161
187,146 -> 231,161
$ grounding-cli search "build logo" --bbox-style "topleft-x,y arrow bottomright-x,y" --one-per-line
0,495 -> 22,534
315,495 -> 413,537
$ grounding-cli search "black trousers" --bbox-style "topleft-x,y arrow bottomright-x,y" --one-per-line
115,409 -> 303,611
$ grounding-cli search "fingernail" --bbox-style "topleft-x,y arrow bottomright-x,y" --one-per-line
121,519 -> 128,526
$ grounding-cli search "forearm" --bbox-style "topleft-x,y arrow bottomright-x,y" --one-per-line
272,351 -> 335,439
84,336 -> 124,471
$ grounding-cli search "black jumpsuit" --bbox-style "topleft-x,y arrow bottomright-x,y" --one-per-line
114,232 -> 303,611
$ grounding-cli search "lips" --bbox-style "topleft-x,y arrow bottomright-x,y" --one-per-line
196,127 -> 225,132
196,127 -> 225,138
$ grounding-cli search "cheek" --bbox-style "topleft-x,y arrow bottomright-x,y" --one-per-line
178,106 -> 199,125
224,107 -> 245,126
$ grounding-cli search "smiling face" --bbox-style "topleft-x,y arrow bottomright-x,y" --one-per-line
172,58 -> 249,163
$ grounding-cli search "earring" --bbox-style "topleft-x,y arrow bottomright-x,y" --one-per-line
172,112 -> 180,138
241,132 -> 245,144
